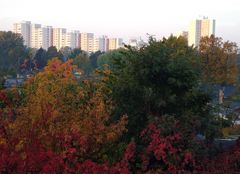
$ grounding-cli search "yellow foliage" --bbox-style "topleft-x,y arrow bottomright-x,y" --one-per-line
200,35 -> 238,85
12,59 -> 127,158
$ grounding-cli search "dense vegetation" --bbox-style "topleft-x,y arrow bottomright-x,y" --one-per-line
0,31 -> 240,173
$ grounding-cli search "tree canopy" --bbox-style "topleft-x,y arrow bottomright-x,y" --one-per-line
0,35 -> 239,173
0,31 -> 26,75
98,36 -> 217,141
199,35 -> 238,85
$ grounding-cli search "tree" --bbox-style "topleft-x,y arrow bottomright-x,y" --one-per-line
45,46 -> 63,62
97,49 -> 127,70
2,59 -> 126,162
19,47 -> 38,74
60,46 -> 72,61
0,31 -> 26,75
69,48 -> 83,59
34,48 -> 47,70
99,36 -> 218,142
199,35 -> 238,85
89,51 -> 103,70
72,52 -> 92,75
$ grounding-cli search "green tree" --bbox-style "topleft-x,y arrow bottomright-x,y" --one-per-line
100,36 -> 218,141
60,46 -> 72,61
90,51 -> 103,70
33,48 -> 47,70
0,31 -> 26,75
45,46 -> 63,61
69,48 -> 83,59
72,52 -> 92,75
97,49 -> 126,70
20,47 -> 37,74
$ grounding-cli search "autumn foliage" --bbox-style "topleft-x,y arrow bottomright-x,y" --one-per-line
0,59 -> 129,173
0,41 -> 240,173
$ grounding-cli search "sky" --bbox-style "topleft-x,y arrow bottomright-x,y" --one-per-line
0,0 -> 240,44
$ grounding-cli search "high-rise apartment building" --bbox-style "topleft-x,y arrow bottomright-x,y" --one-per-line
30,24 -> 53,50
31,24 -> 42,48
13,22 -> 52,49
80,33 -> 94,53
42,26 -> 53,50
65,31 -> 80,49
93,37 -> 100,52
13,21 -> 31,47
107,38 -> 123,51
13,21 -> 124,52
98,35 -> 108,52
53,28 -> 67,50
188,17 -> 215,47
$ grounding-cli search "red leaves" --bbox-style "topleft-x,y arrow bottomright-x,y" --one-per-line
1,115 -> 240,174
0,59 -> 240,173
0,91 -> 9,105
139,123 -> 195,173
123,142 -> 136,161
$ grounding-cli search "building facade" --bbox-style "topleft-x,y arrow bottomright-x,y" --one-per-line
80,33 -> 94,53
53,28 -> 67,50
41,26 -> 53,50
65,31 -> 80,49
107,38 -> 123,51
13,21 -> 31,47
98,35 -> 108,52
188,17 -> 215,47
13,21 -> 124,52
31,24 -> 42,48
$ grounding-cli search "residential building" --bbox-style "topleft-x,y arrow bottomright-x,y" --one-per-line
80,33 -> 94,53
117,38 -> 124,48
13,21 -> 31,47
107,38 -> 123,51
30,24 -> 42,48
13,21 -> 125,52
65,31 -> 80,49
42,26 -> 53,50
93,37 -> 100,52
98,35 -> 108,52
53,28 -> 67,50
188,17 -> 215,47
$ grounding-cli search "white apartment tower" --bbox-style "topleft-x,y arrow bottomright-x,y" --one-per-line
13,21 -> 125,52
188,17 -> 215,47
93,37 -> 100,52
107,38 -> 123,51
80,33 -> 94,53
53,28 -> 67,50
13,21 -> 31,47
31,24 -> 53,50
31,24 -> 42,48
65,31 -> 80,49
42,26 -> 53,50
98,35 -> 108,52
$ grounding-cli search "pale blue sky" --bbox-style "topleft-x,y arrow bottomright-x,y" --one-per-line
0,0 -> 239,44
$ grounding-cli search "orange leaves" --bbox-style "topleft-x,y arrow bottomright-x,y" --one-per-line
8,58 -> 127,161
199,35 -> 238,85
44,58 -> 75,79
